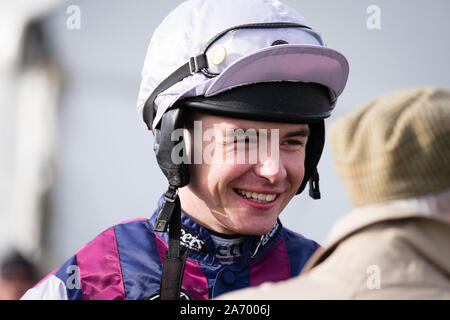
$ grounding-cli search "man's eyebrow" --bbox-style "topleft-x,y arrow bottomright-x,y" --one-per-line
225,128 -> 258,137
284,127 -> 310,138
224,127 -> 310,138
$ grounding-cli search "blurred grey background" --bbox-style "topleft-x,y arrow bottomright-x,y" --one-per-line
1,0 -> 449,275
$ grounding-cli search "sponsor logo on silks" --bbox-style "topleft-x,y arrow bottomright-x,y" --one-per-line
250,220 -> 281,259
180,227 -> 206,254
215,242 -> 244,264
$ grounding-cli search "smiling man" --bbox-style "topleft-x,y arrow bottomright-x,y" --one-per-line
22,0 -> 348,300
180,113 -> 311,236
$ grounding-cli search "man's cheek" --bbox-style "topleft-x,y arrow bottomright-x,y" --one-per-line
288,159 -> 306,187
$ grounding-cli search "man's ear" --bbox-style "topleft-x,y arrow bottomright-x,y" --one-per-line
154,107 -> 190,188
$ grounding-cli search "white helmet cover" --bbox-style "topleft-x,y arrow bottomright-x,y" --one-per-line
137,0 -> 349,131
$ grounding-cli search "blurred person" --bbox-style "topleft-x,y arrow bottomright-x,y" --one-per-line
218,87 -> 450,299
0,1 -> 62,264
22,0 -> 349,300
0,250 -> 37,300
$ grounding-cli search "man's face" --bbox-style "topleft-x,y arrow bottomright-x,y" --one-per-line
179,113 -> 309,236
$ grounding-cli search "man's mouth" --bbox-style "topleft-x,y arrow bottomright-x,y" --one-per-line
234,188 -> 278,203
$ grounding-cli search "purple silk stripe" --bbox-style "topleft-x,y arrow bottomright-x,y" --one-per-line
154,233 -> 209,300
76,227 -> 125,300
249,237 -> 290,287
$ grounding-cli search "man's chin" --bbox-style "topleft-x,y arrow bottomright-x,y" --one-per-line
231,216 -> 279,236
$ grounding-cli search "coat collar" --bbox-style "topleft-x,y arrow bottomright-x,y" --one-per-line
325,203 -> 450,247
302,203 -> 450,275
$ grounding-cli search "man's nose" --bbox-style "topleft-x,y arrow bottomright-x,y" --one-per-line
254,153 -> 287,184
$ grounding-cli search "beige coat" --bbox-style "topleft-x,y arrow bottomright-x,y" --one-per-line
219,206 -> 450,299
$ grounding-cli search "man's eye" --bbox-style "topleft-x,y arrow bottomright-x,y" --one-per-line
233,137 -> 257,144
282,139 -> 305,146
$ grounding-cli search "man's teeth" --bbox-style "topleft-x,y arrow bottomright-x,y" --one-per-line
236,189 -> 277,202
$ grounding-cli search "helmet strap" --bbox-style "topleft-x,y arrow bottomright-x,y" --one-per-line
154,186 -> 188,300
309,168 -> 321,199
143,54 -> 207,131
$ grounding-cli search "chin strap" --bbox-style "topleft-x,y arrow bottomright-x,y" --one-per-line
309,168 -> 321,199
154,186 -> 188,300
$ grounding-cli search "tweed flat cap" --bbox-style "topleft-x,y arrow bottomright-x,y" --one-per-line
329,87 -> 450,206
